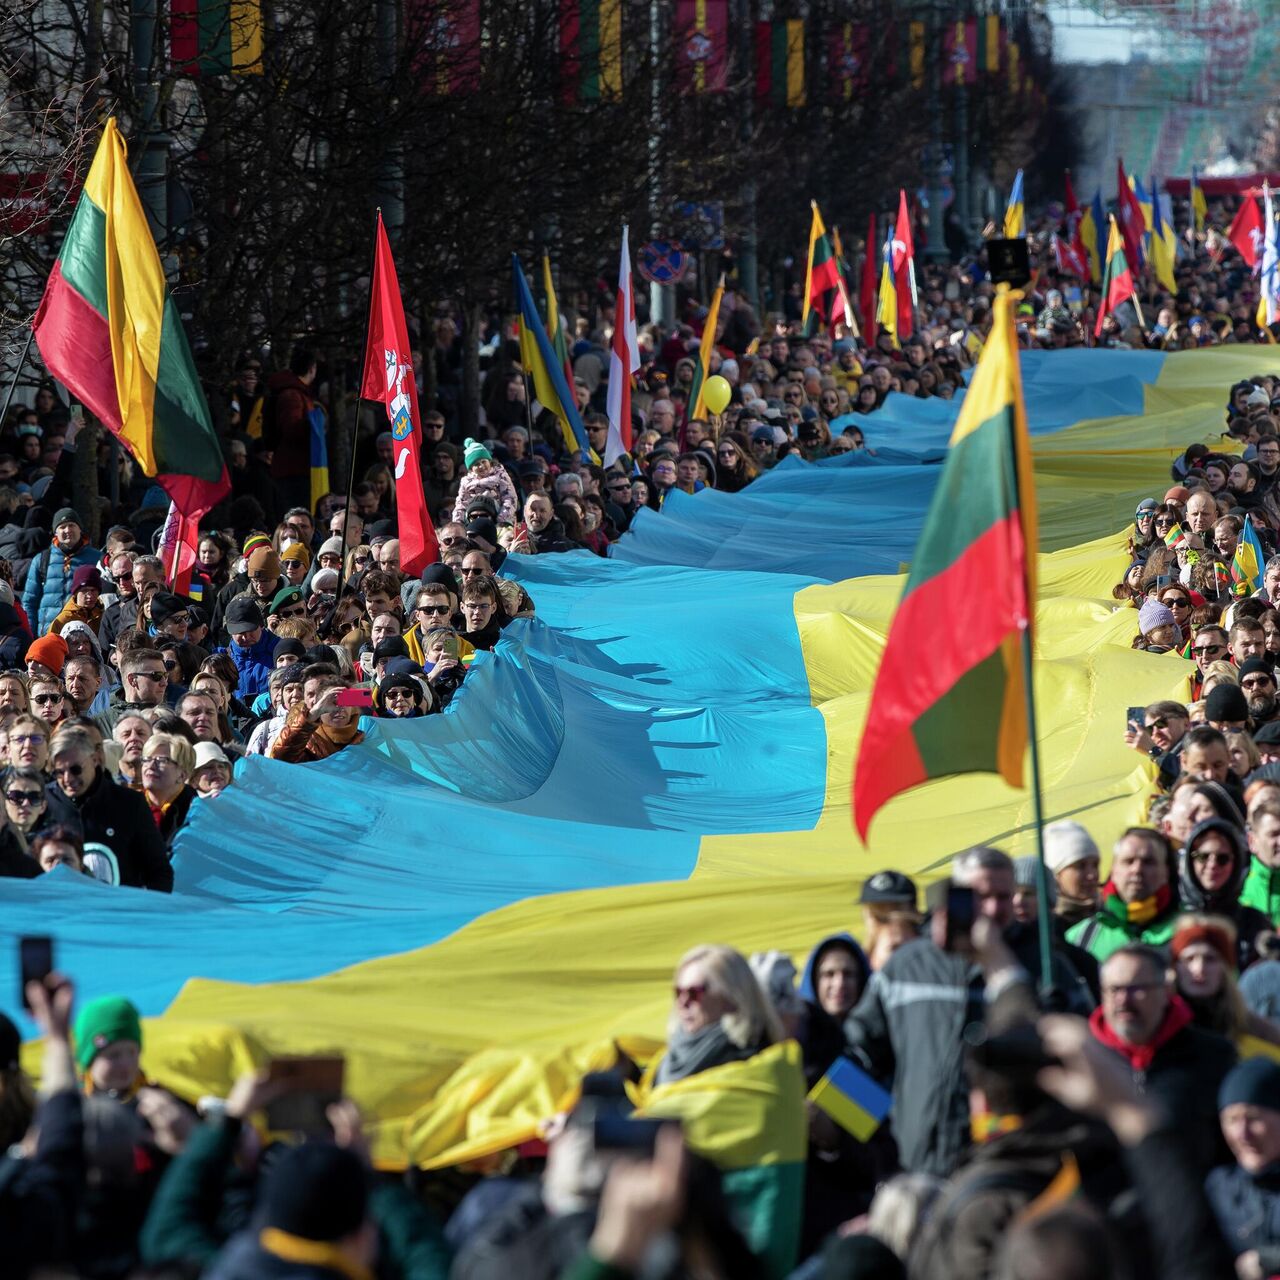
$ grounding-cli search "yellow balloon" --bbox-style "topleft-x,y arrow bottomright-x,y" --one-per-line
702,374 -> 731,416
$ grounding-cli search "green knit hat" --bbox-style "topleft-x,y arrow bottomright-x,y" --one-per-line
74,995 -> 142,1072
463,438 -> 493,469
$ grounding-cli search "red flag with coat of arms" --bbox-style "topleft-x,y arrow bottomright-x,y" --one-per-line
359,213 -> 439,575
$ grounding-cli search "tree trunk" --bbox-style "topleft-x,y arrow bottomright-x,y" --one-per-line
461,301 -> 481,438
72,419 -> 103,544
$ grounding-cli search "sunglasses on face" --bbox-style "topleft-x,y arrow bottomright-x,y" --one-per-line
674,983 -> 707,1003
53,762 -> 84,779
5,790 -> 40,805
33,693 -> 64,705
1191,851 -> 1233,867
419,603 -> 451,615
1194,643 -> 1225,656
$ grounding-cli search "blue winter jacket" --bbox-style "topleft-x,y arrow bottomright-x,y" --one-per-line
215,632 -> 278,699
23,540 -> 101,635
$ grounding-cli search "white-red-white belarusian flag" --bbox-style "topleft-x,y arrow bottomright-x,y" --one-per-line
605,224 -> 639,466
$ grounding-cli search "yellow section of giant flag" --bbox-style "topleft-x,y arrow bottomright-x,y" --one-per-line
83,118 -> 166,475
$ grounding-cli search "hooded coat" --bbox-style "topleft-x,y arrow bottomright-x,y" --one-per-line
1179,817 -> 1272,971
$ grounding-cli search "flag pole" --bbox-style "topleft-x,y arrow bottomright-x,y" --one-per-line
334,208 -> 383,606
0,327 -> 36,435
1001,283 -> 1055,1000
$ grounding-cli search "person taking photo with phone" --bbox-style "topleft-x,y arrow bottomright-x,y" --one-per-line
269,673 -> 365,763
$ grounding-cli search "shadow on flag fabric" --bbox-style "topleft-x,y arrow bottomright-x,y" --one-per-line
32,118 -> 229,518
359,213 -> 438,574
853,288 -> 1036,839
802,201 -> 841,337
157,502 -> 199,594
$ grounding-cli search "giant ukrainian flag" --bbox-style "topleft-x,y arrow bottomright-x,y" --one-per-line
33,119 -> 228,517
7,340 -> 1280,1174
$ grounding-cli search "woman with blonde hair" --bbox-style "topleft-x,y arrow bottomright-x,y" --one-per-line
1172,914 -> 1280,1049
655,943 -> 784,1085
0,671 -> 29,715
140,731 -> 198,851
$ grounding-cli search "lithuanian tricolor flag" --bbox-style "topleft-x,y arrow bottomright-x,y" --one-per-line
853,288 -> 1036,838
33,119 -> 229,518
1094,214 -> 1141,338
802,200 -> 842,337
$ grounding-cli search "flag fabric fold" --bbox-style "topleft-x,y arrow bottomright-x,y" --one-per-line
853,289 -> 1036,839
1003,170 -> 1025,238
892,191 -> 915,339
1080,189 -> 1105,284
1116,159 -> 1147,270
158,501 -> 199,594
32,117 -> 228,518
1095,216 -> 1140,338
689,275 -> 725,423
359,214 -> 439,575
605,226 -> 639,465
1258,188 -> 1280,329
1150,178 -> 1178,294
1228,194 -> 1264,268
802,202 -> 842,336
513,256 -> 593,459
876,227 -> 898,346
1191,166 -> 1207,236
1234,515 -> 1266,595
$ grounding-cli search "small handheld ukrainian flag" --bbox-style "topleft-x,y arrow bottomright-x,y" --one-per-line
1233,514 -> 1266,596
808,1055 -> 892,1141
1003,169 -> 1025,239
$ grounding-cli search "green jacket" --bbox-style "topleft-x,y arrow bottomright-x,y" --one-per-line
139,1114 -> 451,1278
1066,907 -> 1178,962
1240,857 -> 1280,925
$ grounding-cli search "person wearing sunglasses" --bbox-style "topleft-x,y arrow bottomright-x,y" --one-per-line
1178,818 -> 1270,972
44,726 -> 171,891
28,677 -> 69,729
1190,625 -> 1230,698
3,765 -> 47,852
654,944 -> 784,1086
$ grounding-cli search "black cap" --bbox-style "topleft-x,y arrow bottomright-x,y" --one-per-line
274,637 -> 307,660
261,1143 -> 368,1241
0,1011 -> 18,1071
466,517 -> 498,547
464,496 -> 499,519
1205,682 -> 1250,723
225,596 -> 264,635
1255,721 -> 1280,746
373,637 -> 408,662
149,592 -> 190,625
1239,658 -> 1276,684
367,519 -> 395,539
859,870 -> 918,906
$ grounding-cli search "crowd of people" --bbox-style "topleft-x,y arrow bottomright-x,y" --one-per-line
5,187 -> 1280,1278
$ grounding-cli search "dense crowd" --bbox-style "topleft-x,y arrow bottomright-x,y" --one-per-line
6,201 -> 1280,1279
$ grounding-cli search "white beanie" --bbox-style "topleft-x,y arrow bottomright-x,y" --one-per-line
1043,820 -> 1099,874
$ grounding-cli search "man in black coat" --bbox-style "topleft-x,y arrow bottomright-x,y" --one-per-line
45,727 -> 172,891
1089,943 -> 1237,1174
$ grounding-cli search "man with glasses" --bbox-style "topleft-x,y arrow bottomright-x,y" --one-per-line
102,648 -> 170,732
267,587 -> 308,634
1257,434 -> 1280,492
1125,699 -> 1191,784
44,727 -> 172,891
1190,625 -> 1229,698
1068,828 -> 1181,961
404,583 -> 459,668
1089,943 -> 1236,1175
1240,658 -> 1280,728
29,677 -> 69,728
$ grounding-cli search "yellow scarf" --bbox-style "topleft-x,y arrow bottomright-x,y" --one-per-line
258,1228 -> 374,1280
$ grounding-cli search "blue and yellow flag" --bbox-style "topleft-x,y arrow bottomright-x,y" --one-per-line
308,405 -> 328,514
1150,180 -> 1177,293
512,254 -> 592,458
1191,166 -> 1207,235
1129,172 -> 1154,238
1234,514 -> 1266,595
876,230 -> 898,344
1081,189 -> 1105,284
1003,169 -> 1025,238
